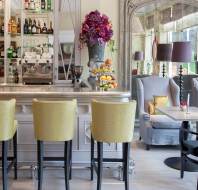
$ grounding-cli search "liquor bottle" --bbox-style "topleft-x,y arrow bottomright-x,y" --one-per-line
32,20 -> 37,34
28,18 -> 32,34
36,20 -> 41,34
0,43 -> 4,58
17,18 -> 21,33
11,19 -> 17,34
1,22 -> 4,35
29,0 -> 35,10
35,0 -> 40,11
14,68 -> 19,84
7,46 -> 13,59
41,22 -> 47,33
8,19 -> 12,33
41,0 -> 45,10
24,0 -> 29,10
47,0 -> 51,10
47,21 -> 53,34
24,19 -> 28,34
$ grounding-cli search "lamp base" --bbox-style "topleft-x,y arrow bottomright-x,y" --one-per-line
179,65 -> 184,103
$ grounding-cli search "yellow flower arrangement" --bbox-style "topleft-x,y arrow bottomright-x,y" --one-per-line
91,59 -> 118,91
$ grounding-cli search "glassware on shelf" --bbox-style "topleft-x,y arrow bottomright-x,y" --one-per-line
29,0 -> 35,10
24,0 -> 29,10
0,0 -> 3,10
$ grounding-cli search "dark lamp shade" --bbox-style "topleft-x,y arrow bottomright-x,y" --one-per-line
171,41 -> 192,63
157,43 -> 172,61
134,51 -> 144,61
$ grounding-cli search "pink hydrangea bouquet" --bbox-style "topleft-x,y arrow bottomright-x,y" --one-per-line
79,10 -> 113,46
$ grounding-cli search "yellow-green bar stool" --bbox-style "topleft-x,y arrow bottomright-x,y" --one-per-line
32,99 -> 77,190
91,100 -> 136,190
0,99 -> 18,190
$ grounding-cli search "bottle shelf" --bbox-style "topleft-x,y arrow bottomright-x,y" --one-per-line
8,33 -> 21,36
0,0 -> 56,85
23,9 -> 53,14
23,34 -> 53,37
7,58 -> 21,60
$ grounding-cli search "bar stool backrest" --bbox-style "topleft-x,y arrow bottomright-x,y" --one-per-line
32,99 -> 77,142
91,100 -> 136,143
0,99 -> 16,141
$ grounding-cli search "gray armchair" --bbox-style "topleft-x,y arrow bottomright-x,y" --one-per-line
137,76 -> 181,150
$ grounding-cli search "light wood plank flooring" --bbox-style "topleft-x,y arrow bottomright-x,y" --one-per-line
0,132 -> 197,190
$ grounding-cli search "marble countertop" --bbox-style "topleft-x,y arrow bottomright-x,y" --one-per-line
0,84 -> 131,99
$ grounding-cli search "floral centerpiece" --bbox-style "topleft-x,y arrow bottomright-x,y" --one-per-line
79,10 -> 113,62
91,58 -> 117,91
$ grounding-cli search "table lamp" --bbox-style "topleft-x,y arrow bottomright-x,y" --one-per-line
157,43 -> 172,77
171,41 -> 192,103
134,51 -> 144,75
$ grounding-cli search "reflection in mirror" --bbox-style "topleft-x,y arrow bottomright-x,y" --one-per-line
58,0 -> 78,82
132,0 -> 198,77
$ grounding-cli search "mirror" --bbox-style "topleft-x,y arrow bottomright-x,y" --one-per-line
120,0 -> 198,90
57,0 -> 81,83
132,0 -> 198,77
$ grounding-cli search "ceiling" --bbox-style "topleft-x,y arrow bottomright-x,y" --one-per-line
135,0 -> 198,16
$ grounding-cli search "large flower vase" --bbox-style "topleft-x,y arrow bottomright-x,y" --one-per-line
87,43 -> 105,63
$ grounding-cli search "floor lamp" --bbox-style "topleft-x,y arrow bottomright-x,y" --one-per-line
171,41 -> 192,103
156,43 -> 172,77
134,51 -> 144,75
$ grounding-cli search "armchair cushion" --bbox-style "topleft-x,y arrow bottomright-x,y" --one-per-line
150,115 -> 181,129
148,96 -> 169,115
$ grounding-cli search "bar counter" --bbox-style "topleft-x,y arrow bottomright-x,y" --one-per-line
0,85 -> 131,165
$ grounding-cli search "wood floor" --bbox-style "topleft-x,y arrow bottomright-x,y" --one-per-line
0,132 -> 197,190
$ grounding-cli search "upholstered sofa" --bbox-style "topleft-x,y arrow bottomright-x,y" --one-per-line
131,75 -> 150,118
192,78 -> 198,107
136,76 -> 181,150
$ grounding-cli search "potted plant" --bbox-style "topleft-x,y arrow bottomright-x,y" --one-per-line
79,10 -> 113,63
